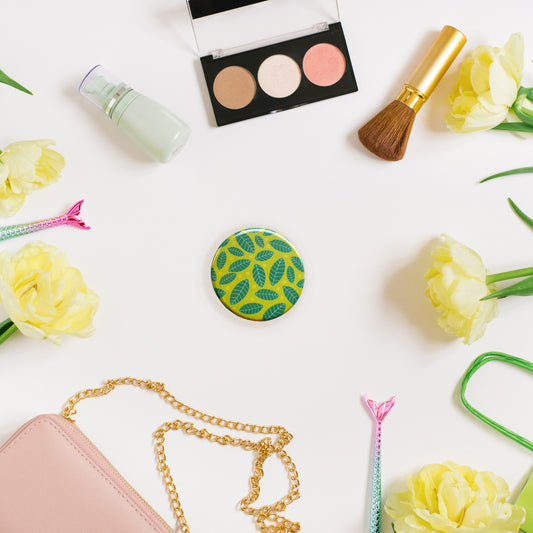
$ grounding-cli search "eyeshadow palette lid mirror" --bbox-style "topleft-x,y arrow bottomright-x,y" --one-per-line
187,0 -> 341,58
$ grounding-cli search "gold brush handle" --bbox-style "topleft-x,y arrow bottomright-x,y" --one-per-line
397,25 -> 466,112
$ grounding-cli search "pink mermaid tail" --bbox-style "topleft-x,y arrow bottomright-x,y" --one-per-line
63,200 -> 90,229
363,396 -> 396,423
363,396 -> 396,533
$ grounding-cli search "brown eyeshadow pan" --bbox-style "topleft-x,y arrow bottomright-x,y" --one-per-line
213,66 -> 257,110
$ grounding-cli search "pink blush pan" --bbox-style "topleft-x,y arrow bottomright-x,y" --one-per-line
303,43 -> 346,87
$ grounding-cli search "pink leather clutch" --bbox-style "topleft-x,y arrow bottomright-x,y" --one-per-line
0,414 -> 173,533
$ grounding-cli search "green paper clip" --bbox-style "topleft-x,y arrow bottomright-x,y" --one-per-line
460,352 -> 533,532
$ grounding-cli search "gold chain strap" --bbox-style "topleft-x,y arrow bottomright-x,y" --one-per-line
62,378 -> 300,533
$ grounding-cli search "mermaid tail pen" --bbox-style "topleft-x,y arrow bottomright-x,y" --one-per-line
0,200 -> 89,241
363,396 -> 395,533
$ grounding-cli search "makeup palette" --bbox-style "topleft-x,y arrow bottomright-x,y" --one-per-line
187,0 -> 358,126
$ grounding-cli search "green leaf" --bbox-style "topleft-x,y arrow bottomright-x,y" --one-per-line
228,259 -> 251,272
0,69 -> 32,95
296,279 -> 305,288
493,122 -> 533,132
220,238 -> 230,247
286,266 -> 295,283
263,230 -> 275,236
0,318 -> 17,345
254,235 -> 264,248
228,247 -> 244,256
253,264 -> 266,287
480,166 -> 533,183
269,239 -> 292,253
255,289 -> 279,300
214,288 -> 225,298
230,279 -> 250,305
487,266 -> 533,284
482,275 -> 533,300
219,273 -> 237,285
269,258 -> 285,285
508,198 -> 533,231
290,256 -> 304,273
211,267 -> 217,282
263,303 -> 286,321
256,250 -> 273,261
216,251 -> 227,270
283,286 -> 299,305
512,86 -> 533,126
236,232 -> 255,253
240,303 -> 263,315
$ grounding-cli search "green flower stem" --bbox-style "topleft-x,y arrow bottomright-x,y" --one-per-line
482,274 -> 533,300
486,267 -> 533,284
480,167 -> 533,183
508,197 -> 533,231
0,318 -> 18,345
483,267 -> 533,301
493,122 -> 533,132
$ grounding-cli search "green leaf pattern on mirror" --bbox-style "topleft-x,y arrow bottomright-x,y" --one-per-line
236,233 -> 255,253
217,251 -> 227,269
230,279 -> 250,305
263,303 -> 286,321
253,264 -> 266,287
228,259 -> 251,272
240,303 -> 263,315
269,258 -> 285,286
287,265 -> 295,283
283,286 -> 300,305
256,250 -> 273,261
228,247 -> 244,256
256,289 -> 279,300
270,239 -> 292,253
211,228 -> 304,321
220,273 -> 237,285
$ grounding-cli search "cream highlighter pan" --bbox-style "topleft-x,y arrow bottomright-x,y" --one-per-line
257,55 -> 301,98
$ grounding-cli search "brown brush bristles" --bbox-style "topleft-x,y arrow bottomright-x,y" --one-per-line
358,100 -> 416,161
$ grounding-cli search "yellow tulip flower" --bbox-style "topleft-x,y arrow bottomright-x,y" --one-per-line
446,34 -> 523,133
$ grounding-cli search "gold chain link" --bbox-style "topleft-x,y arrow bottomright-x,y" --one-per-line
62,378 -> 300,533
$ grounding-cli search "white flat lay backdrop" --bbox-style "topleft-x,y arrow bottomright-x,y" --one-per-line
2,0 -> 533,531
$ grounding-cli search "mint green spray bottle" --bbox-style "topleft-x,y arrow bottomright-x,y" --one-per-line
79,65 -> 190,163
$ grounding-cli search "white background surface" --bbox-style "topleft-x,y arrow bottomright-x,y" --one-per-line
2,0 -> 533,532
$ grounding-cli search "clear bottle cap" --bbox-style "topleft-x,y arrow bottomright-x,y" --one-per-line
79,65 -> 130,116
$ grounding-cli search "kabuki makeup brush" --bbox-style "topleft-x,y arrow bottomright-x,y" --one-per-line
358,25 -> 466,161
